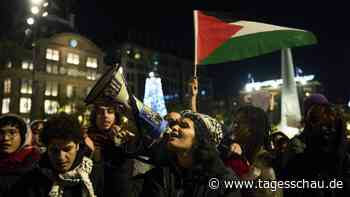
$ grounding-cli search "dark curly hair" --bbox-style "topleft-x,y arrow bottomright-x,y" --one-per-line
231,105 -> 271,161
89,105 -> 120,129
40,113 -> 83,146
185,123 -> 229,177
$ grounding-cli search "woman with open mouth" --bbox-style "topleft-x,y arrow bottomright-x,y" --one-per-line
140,110 -> 241,197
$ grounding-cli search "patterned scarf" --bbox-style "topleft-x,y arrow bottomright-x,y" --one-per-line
40,156 -> 96,197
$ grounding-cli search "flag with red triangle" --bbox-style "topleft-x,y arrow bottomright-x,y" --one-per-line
194,10 -> 317,65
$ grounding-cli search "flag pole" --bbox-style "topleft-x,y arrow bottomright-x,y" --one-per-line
193,10 -> 198,78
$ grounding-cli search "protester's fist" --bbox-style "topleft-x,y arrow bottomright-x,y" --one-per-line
110,124 -> 135,146
230,143 -> 243,156
191,78 -> 198,96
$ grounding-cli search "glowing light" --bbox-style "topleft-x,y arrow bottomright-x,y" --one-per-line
305,92 -> 310,97
42,11 -> 48,17
30,0 -> 44,5
27,17 -> 35,25
149,72 -> 154,78
143,75 -> 167,117
278,124 -> 300,139
244,75 -> 315,92
31,6 -> 40,14
134,53 -> 141,60
43,2 -> 49,7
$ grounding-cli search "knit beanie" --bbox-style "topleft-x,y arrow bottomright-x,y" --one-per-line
180,110 -> 223,146
303,93 -> 329,117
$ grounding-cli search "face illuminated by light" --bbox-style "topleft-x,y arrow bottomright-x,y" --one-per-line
167,117 -> 196,152
95,105 -> 116,131
0,125 -> 21,154
48,139 -> 79,173
165,112 -> 181,122
31,122 -> 44,146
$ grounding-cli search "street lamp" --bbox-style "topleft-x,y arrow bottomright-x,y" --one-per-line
30,6 -> 40,15
26,0 -> 48,120
26,17 -> 35,25
30,0 -> 44,5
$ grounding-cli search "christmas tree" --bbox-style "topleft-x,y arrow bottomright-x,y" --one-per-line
143,72 -> 167,117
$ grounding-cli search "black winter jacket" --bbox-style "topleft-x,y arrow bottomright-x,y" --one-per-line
9,146 -> 104,197
139,158 -> 241,197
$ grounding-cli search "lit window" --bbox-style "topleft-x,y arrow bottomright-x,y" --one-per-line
63,104 -> 76,114
19,97 -> 31,113
2,98 -> 10,113
87,70 -> 97,80
22,60 -> 33,70
46,64 -> 52,73
46,48 -> 60,61
4,79 -> 11,94
60,67 -> 66,75
45,81 -> 58,96
21,80 -> 33,94
86,57 -> 98,68
7,61 -> 12,68
64,105 -> 72,114
66,85 -> 74,98
44,100 -> 59,114
67,53 -> 80,65
46,64 -> 58,74
52,65 -> 58,74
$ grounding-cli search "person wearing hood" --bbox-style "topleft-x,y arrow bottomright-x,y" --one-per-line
10,113 -> 104,197
140,110 -> 241,197
30,119 -> 46,153
282,104 -> 350,197
0,114 -> 40,196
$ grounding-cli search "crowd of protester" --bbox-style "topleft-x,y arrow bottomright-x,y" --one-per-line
1,71 -> 350,197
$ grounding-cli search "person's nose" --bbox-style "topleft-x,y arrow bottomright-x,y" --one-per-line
3,133 -> 11,140
58,151 -> 66,161
171,124 -> 181,131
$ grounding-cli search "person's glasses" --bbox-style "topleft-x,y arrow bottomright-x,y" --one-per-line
0,128 -> 19,140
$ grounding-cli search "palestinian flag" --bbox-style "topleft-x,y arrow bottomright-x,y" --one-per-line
194,10 -> 317,65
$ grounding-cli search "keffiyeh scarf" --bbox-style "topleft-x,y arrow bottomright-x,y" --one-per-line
40,156 -> 96,197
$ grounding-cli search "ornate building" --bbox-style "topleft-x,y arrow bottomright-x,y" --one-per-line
0,32 -> 104,122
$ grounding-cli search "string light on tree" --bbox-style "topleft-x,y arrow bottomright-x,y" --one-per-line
143,72 -> 167,117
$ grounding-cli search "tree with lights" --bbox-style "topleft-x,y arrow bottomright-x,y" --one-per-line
143,71 -> 167,117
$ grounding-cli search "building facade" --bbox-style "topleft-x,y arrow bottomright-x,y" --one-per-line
239,75 -> 322,125
0,32 -> 105,122
117,42 -> 214,112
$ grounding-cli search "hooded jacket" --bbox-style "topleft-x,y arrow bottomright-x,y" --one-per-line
0,114 -> 40,197
139,153 -> 241,197
282,104 -> 350,197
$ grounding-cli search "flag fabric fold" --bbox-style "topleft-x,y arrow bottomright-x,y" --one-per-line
194,10 -> 317,65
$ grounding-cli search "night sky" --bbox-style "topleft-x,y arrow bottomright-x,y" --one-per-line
2,1 -> 350,103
